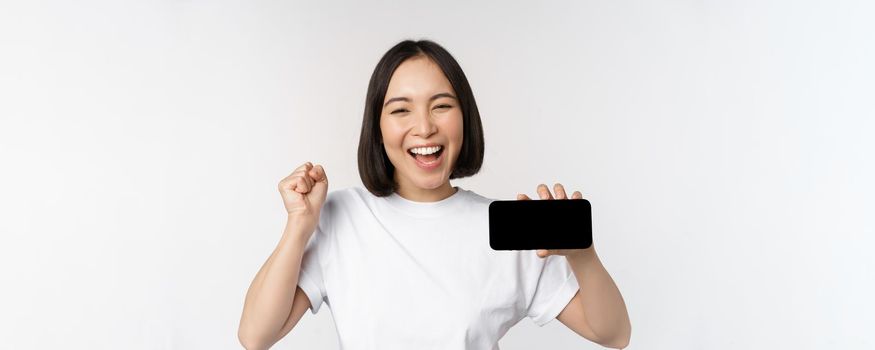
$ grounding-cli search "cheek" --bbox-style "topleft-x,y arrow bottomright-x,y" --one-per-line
379,119 -> 400,144
379,120 -> 407,159
444,113 -> 464,147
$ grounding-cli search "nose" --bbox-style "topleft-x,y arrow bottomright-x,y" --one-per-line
411,108 -> 438,138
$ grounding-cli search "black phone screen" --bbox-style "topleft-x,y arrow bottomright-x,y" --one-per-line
488,199 -> 593,250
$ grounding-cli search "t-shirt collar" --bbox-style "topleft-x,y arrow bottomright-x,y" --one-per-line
382,186 -> 467,218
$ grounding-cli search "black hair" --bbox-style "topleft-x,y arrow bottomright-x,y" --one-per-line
357,39 -> 485,197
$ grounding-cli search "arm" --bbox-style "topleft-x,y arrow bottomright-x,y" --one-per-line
558,247 -> 631,349
237,216 -> 313,350
521,183 -> 631,348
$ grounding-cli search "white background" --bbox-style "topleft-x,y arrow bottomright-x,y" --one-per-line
1,0 -> 873,349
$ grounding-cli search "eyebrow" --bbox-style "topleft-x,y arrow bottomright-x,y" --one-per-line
383,92 -> 457,108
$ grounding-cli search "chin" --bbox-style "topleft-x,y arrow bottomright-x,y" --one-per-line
415,178 -> 446,190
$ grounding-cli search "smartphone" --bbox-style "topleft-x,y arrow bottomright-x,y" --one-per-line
488,199 -> 592,250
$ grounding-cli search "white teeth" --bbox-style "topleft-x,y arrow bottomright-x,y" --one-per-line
409,146 -> 442,155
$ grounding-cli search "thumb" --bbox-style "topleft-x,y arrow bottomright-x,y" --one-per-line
308,165 -> 329,204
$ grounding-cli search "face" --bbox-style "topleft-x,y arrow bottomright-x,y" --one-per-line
380,56 -> 464,197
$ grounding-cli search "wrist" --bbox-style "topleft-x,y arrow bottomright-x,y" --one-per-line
566,246 -> 597,263
283,215 -> 317,240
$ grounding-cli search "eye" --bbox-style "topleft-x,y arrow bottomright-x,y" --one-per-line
434,104 -> 452,109
390,109 -> 409,114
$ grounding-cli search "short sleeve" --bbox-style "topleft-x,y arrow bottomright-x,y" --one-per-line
298,191 -> 338,314
526,254 -> 580,326
297,229 -> 327,314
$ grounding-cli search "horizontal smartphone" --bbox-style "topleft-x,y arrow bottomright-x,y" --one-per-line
489,199 -> 592,251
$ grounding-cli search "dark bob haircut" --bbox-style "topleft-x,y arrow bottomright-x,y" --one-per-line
358,39 -> 485,197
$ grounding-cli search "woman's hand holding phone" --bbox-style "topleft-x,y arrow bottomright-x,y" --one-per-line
516,183 -> 589,259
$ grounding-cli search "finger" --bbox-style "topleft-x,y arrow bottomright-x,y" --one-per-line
282,176 -> 298,192
281,163 -> 309,183
278,177 -> 291,192
280,174 -> 302,191
284,162 -> 313,186
309,164 -> 328,183
296,171 -> 314,189
572,191 -> 583,199
537,184 -> 553,200
295,162 -> 313,173
537,249 -> 549,258
553,183 -> 567,199
294,176 -> 311,193
517,193 -> 532,200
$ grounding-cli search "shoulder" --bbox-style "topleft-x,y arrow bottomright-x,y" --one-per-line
323,186 -> 358,205
319,186 -> 378,220
462,188 -> 495,205
324,186 -> 375,208
457,188 -> 498,212
313,186 -> 386,241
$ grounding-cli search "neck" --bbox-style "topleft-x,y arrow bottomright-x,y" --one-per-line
395,182 -> 457,203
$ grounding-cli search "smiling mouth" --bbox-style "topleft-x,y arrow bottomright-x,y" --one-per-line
407,147 -> 444,163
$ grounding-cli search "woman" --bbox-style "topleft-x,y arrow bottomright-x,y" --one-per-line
238,39 -> 631,349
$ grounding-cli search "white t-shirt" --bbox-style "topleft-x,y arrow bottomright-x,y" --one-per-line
296,186 -> 580,349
